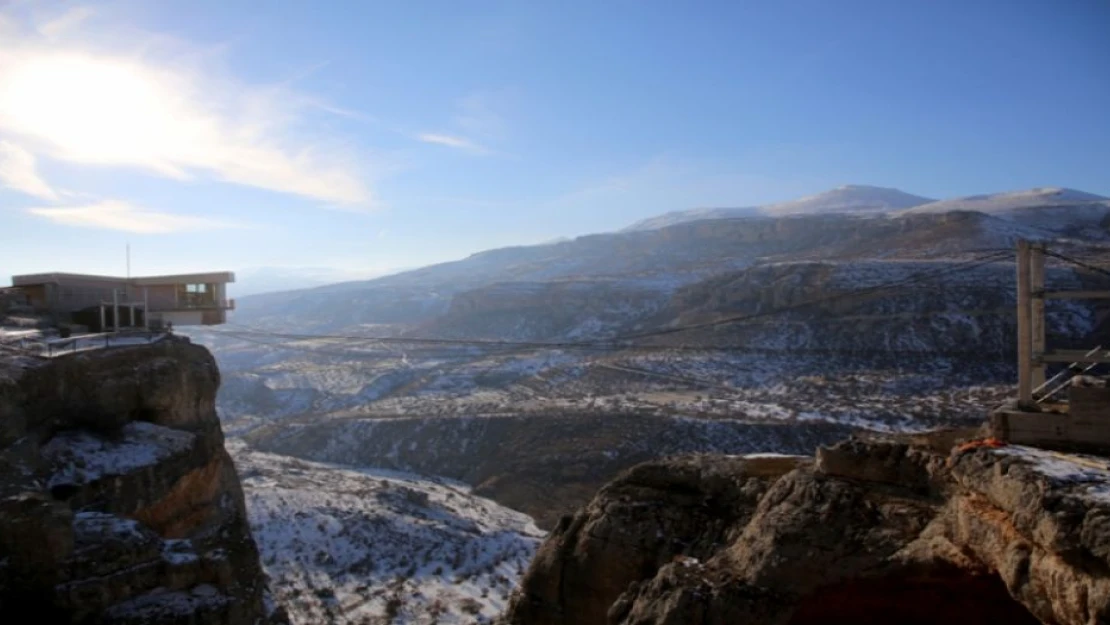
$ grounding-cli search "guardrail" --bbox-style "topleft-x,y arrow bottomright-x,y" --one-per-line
174,297 -> 235,310
8,330 -> 169,358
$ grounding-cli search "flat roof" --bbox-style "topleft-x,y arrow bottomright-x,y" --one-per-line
12,271 -> 235,286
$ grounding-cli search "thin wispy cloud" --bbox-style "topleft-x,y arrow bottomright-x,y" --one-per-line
0,140 -> 57,200
414,90 -> 512,156
416,132 -> 489,154
0,6 -> 375,208
27,200 -> 238,234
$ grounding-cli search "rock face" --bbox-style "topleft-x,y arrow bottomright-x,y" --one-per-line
503,432 -> 1110,625
0,338 -> 279,624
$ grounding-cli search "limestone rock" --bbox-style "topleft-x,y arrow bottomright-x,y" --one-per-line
502,434 -> 1110,625
0,338 -> 280,624
503,453 -> 807,625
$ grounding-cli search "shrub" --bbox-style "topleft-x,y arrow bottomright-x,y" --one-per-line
460,598 -> 483,615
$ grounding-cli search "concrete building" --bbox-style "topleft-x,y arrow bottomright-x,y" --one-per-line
10,271 -> 235,329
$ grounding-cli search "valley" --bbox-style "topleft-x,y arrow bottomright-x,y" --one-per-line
5,3 -> 1107,622
175,185 -> 1110,624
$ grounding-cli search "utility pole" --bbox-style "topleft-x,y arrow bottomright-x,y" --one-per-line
1030,242 -> 1046,390
1016,239 -> 1033,406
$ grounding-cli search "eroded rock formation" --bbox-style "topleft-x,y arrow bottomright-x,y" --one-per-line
0,338 -> 281,624
503,432 -> 1110,625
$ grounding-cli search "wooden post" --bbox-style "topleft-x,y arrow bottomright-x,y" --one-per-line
1030,243 -> 1046,391
1017,240 -> 1033,406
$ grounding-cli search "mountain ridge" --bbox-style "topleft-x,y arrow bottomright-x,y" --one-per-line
622,184 -> 936,231
233,184 -> 1107,311
623,185 -> 1110,232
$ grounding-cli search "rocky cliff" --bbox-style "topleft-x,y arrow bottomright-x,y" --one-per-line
0,338 -> 280,624
503,431 -> 1110,625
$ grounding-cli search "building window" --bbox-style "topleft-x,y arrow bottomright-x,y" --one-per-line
177,283 -> 217,308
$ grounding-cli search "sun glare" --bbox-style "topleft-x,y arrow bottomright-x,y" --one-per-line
0,53 -> 192,170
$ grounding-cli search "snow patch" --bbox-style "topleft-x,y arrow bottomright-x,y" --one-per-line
43,422 -> 195,488
993,445 -> 1110,505
232,442 -> 544,624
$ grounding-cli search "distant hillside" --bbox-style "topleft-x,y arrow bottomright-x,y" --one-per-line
623,185 -> 935,231
231,185 -> 1109,335
902,187 -> 1108,214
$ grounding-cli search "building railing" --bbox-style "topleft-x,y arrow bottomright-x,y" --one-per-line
164,297 -> 235,311
4,330 -> 168,358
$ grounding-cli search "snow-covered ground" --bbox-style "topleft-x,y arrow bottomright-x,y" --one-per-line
230,441 -> 544,624
994,445 -> 1110,505
43,422 -> 195,489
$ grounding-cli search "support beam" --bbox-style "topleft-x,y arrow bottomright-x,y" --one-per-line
1030,243 -> 1046,390
1016,240 -> 1033,406
112,289 -> 119,333
1044,290 -> 1110,300
1040,350 -> 1110,364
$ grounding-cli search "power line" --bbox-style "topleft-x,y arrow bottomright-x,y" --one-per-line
1042,249 -> 1110,280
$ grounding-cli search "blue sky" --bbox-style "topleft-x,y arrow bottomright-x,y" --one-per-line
1,0 -> 1108,287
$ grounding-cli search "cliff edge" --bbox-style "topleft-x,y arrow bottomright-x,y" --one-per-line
0,338 -> 280,624
503,431 -> 1110,625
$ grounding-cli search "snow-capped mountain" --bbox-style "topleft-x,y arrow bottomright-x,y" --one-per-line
902,187 -> 1108,215
623,185 -> 935,231
899,187 -> 1110,240
760,184 -> 935,215
230,184 -> 1108,334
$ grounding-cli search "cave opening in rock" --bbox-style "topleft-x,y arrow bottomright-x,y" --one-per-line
787,568 -> 1042,625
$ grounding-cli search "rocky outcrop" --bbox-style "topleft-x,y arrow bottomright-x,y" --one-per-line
503,431 -> 1110,625
0,338 -> 281,624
